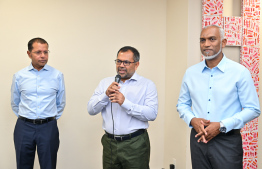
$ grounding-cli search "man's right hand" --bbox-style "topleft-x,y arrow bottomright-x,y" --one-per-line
190,118 -> 210,143
105,82 -> 120,97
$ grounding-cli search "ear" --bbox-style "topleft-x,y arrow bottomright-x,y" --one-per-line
27,51 -> 32,59
222,39 -> 227,48
135,61 -> 139,70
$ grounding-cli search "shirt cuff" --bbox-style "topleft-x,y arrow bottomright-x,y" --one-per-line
121,98 -> 132,112
187,115 -> 196,128
221,119 -> 233,133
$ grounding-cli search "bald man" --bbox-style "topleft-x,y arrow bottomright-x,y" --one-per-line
177,25 -> 260,169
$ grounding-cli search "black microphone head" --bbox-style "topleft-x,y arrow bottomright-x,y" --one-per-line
115,74 -> 121,83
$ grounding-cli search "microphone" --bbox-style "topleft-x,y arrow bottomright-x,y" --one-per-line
111,74 -> 121,168
115,74 -> 121,83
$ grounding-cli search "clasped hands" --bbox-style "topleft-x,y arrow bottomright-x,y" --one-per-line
106,82 -> 125,105
190,118 -> 220,143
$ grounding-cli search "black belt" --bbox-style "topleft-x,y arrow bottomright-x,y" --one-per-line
19,116 -> 56,124
106,129 -> 145,141
218,129 -> 240,136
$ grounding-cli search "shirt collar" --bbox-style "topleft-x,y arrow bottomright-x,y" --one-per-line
216,55 -> 227,73
28,63 -> 50,71
201,54 -> 227,73
129,72 -> 139,81
120,72 -> 138,83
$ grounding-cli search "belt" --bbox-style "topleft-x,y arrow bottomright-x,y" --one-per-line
106,129 -> 145,141
218,129 -> 240,136
19,116 -> 56,124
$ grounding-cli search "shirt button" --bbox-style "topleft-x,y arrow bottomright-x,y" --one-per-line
209,99 -> 211,101
207,112 -> 209,114
211,75 -> 213,77
210,87 -> 211,89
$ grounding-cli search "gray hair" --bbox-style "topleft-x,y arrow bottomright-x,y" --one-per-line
202,25 -> 225,41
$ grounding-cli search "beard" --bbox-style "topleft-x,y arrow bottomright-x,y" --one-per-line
117,68 -> 135,80
117,68 -> 128,79
202,43 -> 222,60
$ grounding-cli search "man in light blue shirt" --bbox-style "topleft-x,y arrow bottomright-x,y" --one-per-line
177,25 -> 260,169
88,46 -> 158,169
11,38 -> 66,169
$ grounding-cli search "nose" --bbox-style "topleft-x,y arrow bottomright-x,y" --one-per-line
40,52 -> 48,57
119,61 -> 125,67
204,40 -> 211,47
40,53 -> 45,58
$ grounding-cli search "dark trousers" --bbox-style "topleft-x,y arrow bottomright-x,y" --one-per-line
190,128 -> 243,169
101,130 -> 150,169
14,118 -> 60,169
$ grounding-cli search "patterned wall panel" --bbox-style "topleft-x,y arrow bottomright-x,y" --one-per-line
242,0 -> 260,17
241,0 -> 260,167
203,15 -> 223,27
242,17 -> 260,46
240,46 -> 260,92
224,17 -> 242,46
202,0 -> 223,28
202,0 -> 223,15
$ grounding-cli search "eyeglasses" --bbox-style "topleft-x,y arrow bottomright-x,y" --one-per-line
115,59 -> 136,66
32,50 -> 50,55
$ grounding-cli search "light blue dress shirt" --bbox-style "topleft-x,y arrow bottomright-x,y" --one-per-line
177,55 -> 260,133
11,64 -> 66,120
87,72 -> 158,135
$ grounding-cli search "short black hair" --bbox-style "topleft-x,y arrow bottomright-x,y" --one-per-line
28,37 -> 48,51
117,46 -> 140,62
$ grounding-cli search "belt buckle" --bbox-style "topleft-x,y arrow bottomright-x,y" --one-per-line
114,135 -> 123,141
40,120 -> 43,124
33,120 -> 36,124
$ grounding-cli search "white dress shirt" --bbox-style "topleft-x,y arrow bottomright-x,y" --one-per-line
87,72 -> 158,135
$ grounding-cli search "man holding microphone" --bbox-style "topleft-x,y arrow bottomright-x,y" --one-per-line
88,46 -> 158,169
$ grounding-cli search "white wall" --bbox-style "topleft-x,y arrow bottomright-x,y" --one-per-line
164,0 -> 189,168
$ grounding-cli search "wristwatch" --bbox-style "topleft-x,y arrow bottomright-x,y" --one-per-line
219,122 -> 226,133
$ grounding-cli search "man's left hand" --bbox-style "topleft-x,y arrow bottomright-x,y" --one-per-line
196,122 -> 220,143
109,91 -> 125,105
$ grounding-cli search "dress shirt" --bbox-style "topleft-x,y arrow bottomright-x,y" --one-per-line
177,55 -> 260,133
11,64 -> 66,120
87,72 -> 158,135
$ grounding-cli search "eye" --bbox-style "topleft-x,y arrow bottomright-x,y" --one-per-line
36,51 -> 42,55
43,51 -> 49,55
124,61 -> 130,65
117,60 -> 122,64
210,37 -> 216,41
200,39 -> 205,43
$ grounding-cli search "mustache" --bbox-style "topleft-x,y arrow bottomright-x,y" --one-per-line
118,68 -> 127,71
